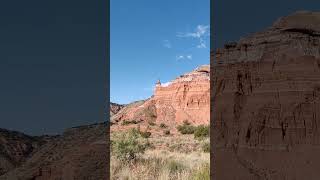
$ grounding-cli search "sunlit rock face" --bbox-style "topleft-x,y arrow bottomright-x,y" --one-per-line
110,102 -> 124,117
154,65 -> 210,126
211,11 -> 320,180
111,65 -> 210,131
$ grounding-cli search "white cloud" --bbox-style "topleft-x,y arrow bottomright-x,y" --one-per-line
177,25 -> 209,38
163,40 -> 172,48
177,25 -> 209,48
176,54 -> 192,61
197,38 -> 206,48
176,55 -> 185,60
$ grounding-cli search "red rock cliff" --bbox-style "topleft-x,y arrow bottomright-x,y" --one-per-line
154,65 -> 210,125
111,65 -> 210,128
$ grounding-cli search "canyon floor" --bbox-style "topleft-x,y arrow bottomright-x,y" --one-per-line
110,132 -> 209,180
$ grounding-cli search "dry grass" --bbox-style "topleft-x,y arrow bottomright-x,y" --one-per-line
111,134 -> 210,180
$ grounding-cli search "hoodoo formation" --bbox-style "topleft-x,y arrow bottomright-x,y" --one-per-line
111,65 -> 210,133
211,11 -> 320,180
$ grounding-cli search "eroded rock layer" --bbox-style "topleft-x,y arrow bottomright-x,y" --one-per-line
111,65 -> 210,131
212,11 -> 320,180
154,65 -> 210,125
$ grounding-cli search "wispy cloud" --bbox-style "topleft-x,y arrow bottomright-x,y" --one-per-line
177,25 -> 209,38
177,25 -> 209,49
163,40 -> 172,48
186,55 -> 192,59
197,38 -> 206,48
176,54 -> 192,61
176,55 -> 184,60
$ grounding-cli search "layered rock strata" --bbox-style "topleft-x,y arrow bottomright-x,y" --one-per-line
211,11 -> 320,180
111,65 -> 210,132
154,65 -> 210,125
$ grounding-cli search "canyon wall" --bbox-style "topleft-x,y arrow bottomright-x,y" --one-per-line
154,65 -> 210,125
211,11 -> 320,180
111,65 -> 210,130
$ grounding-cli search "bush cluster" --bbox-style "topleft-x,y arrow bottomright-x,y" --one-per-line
177,121 -> 209,139
177,124 -> 195,134
121,120 -> 138,125
111,128 -> 149,162
194,125 -> 209,140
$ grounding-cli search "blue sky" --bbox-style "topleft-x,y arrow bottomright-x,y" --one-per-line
111,0 -> 210,104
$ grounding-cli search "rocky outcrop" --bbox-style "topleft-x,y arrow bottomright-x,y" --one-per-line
212,11 -> 320,180
111,65 -> 210,132
0,129 -> 51,176
214,11 -> 320,66
110,102 -> 124,117
0,123 -> 108,180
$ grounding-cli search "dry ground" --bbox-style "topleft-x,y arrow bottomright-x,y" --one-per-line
110,133 -> 210,180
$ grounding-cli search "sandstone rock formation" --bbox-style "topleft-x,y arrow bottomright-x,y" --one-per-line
154,65 -> 210,125
211,11 -> 320,180
111,65 -> 210,133
0,123 -> 108,180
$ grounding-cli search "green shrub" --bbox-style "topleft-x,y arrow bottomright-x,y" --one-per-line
121,120 -> 138,125
159,123 -> 167,128
140,131 -> 151,138
202,142 -> 210,153
163,130 -> 170,135
194,125 -> 209,140
177,123 -> 195,134
190,163 -> 210,180
111,128 -> 149,162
